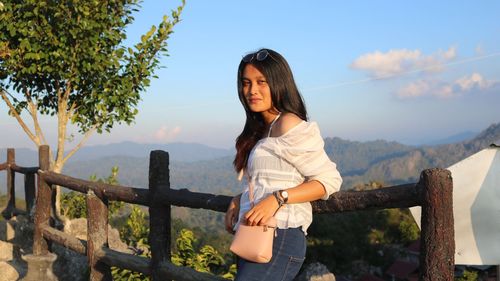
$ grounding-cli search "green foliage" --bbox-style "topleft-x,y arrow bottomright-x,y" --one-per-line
112,205 -> 150,281
119,205 -> 149,246
111,265 -> 149,281
0,0 -> 184,133
112,212 -> 234,280
61,166 -> 124,219
399,219 -> 420,242
60,191 -> 87,219
307,207 -> 420,275
455,269 -> 478,281
90,166 -> 124,215
171,229 -> 235,279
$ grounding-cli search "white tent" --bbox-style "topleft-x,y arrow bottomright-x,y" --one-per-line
410,142 -> 500,265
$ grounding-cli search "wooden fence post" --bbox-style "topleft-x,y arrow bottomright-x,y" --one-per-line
419,168 -> 455,280
33,145 -> 53,255
1,148 -> 15,218
25,172 -> 36,218
148,150 -> 171,281
87,190 -> 112,281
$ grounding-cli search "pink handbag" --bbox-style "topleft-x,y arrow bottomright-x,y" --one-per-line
230,177 -> 277,263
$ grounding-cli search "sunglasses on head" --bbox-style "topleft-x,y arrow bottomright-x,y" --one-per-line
242,50 -> 270,63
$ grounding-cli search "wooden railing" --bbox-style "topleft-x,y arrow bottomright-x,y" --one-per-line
3,145 -> 455,281
0,148 -> 38,219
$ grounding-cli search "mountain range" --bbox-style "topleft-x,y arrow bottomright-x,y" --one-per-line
1,122 -> 500,196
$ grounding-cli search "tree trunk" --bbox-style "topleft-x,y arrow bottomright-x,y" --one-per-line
51,163 -> 67,226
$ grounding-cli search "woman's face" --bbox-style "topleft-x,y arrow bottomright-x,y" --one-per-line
241,64 -> 275,118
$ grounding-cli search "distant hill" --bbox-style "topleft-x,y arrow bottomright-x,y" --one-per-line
61,155 -> 240,195
0,142 -> 235,196
72,141 -> 233,162
2,122 -> 500,195
0,141 -> 233,165
336,122 -> 500,188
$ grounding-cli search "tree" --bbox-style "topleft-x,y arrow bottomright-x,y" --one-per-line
0,0 -> 184,218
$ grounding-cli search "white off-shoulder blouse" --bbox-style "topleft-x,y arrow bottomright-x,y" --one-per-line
235,120 -> 343,234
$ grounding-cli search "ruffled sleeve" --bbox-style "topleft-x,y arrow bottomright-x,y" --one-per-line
262,121 -> 342,199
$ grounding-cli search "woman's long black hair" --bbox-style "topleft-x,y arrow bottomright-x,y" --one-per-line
234,48 -> 308,172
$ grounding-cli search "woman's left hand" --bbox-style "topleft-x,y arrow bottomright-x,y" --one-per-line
243,194 -> 280,226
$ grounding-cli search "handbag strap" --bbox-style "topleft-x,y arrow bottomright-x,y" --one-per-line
247,173 -> 255,208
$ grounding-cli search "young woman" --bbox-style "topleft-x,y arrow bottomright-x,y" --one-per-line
225,48 -> 342,280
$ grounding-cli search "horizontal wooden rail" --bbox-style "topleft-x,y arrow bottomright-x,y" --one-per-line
10,164 -> 39,174
96,247 -> 151,276
155,188 -> 233,213
96,247 -> 228,281
97,247 -> 228,281
41,224 -> 87,255
1,149 -> 38,219
155,260 -> 229,281
39,170 -> 150,206
311,183 -> 422,213
152,183 -> 421,215
39,168 -> 422,215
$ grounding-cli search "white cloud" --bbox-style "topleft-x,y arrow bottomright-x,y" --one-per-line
153,125 -> 181,142
397,80 -> 453,99
351,47 -> 457,78
396,73 -> 498,99
455,73 -> 493,91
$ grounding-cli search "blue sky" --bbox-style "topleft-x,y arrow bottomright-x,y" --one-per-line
2,0 -> 500,149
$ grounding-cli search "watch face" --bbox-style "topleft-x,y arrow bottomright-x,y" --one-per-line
281,190 -> 289,203
281,191 -> 289,198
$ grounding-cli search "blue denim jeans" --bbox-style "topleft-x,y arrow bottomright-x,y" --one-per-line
235,227 -> 306,281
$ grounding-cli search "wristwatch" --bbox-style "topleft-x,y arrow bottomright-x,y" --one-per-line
273,191 -> 284,207
279,190 -> 289,203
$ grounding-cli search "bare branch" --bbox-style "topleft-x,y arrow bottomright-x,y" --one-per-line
62,125 -> 97,165
0,89 -> 40,145
24,87 -> 48,145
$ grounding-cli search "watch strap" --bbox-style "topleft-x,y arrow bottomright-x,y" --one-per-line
273,191 -> 284,207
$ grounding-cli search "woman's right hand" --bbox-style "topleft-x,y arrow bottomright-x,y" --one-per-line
225,194 -> 241,234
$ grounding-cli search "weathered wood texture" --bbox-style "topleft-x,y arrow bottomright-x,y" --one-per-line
25,173 -> 37,215
0,148 -> 38,218
33,145 -> 53,255
149,150 -> 172,281
157,188 -> 233,212
96,247 -> 227,281
87,190 -> 112,280
10,164 -> 39,174
419,168 -> 455,280
96,247 -> 151,276
157,260 -> 228,281
154,183 -> 420,215
39,170 -> 149,205
41,225 -> 87,255
312,183 -> 422,213
1,148 -> 16,218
